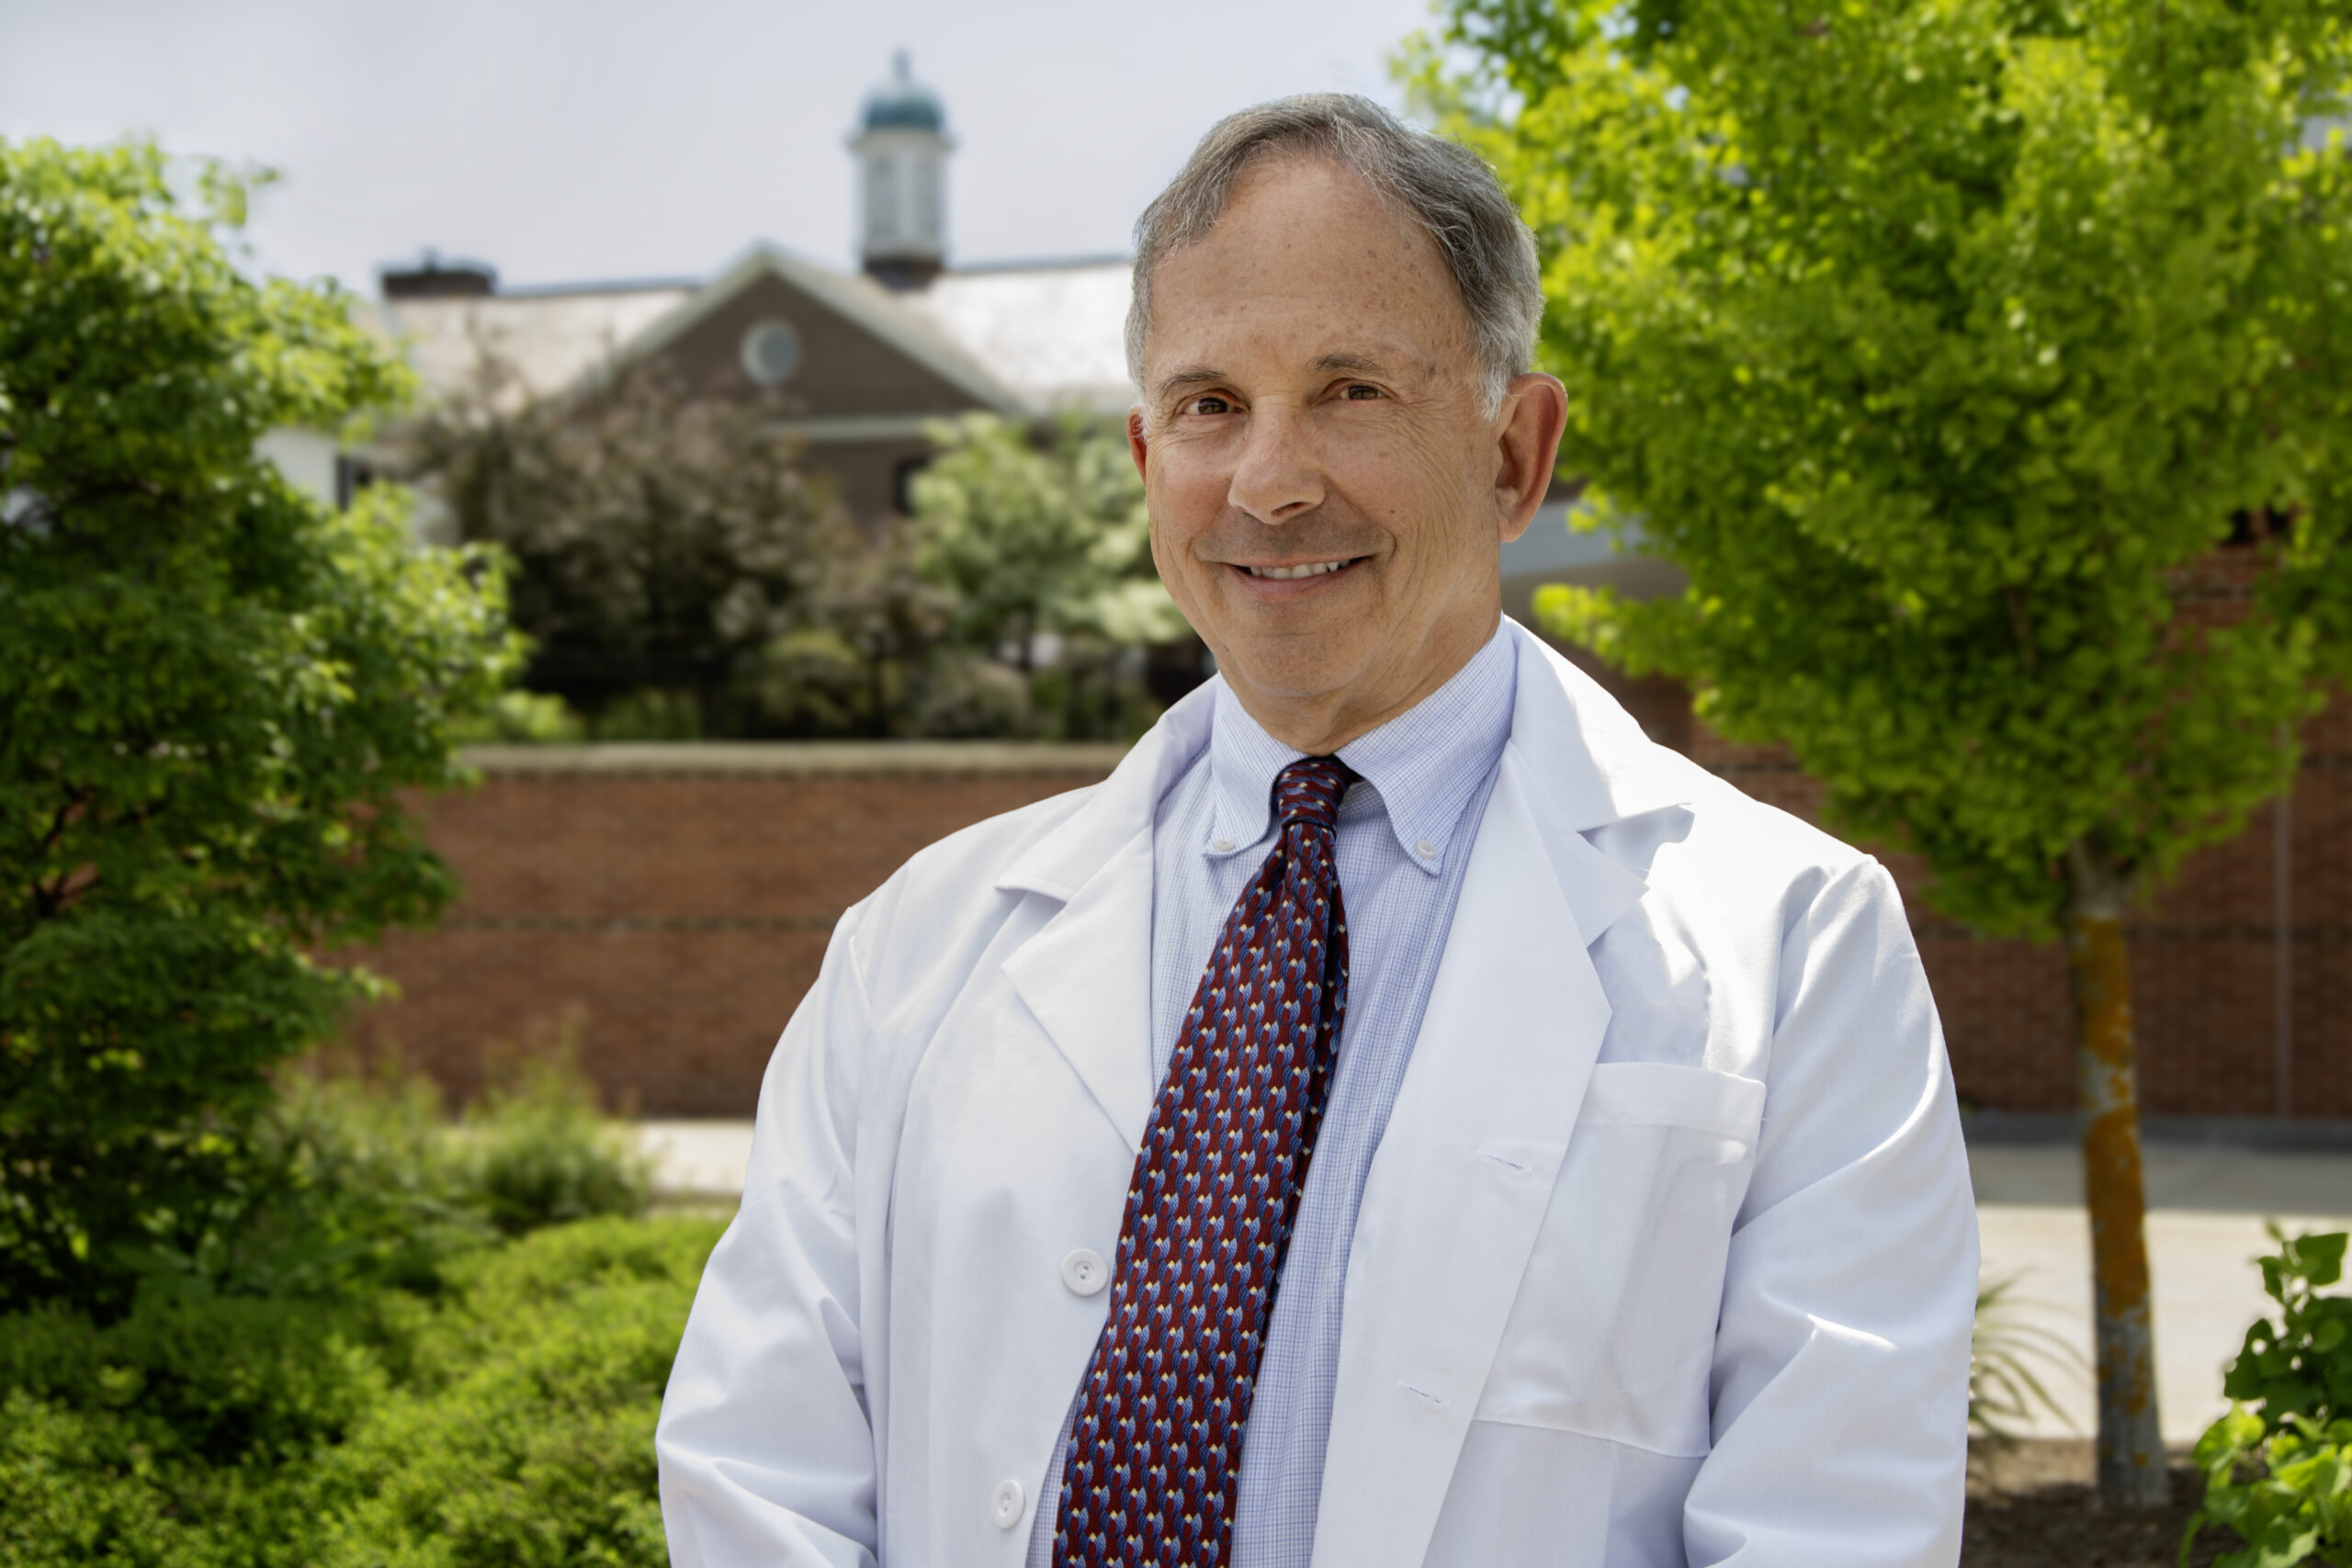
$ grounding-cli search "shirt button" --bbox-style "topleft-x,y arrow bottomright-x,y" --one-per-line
990,1478 -> 1024,1529
1060,1247 -> 1110,1296
1415,840 -> 1439,860
1211,837 -> 1235,852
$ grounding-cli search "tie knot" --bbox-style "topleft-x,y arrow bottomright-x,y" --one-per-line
1272,756 -> 1352,831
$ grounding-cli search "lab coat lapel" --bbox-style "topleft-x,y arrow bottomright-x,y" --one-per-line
998,825 -> 1157,1150
1310,627 -> 1661,1568
994,679 -> 1216,1153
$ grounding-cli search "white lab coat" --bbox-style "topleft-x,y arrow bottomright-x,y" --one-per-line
657,620 -> 1977,1568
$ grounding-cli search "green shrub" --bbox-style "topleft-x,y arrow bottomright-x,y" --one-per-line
0,1285 -> 412,1568
304,1216 -> 721,1568
2185,1229 -> 2352,1565
0,1214 -> 723,1568
459,1052 -> 654,1237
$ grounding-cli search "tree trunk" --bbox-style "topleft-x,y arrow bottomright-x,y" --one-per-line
2062,841 -> 2168,1508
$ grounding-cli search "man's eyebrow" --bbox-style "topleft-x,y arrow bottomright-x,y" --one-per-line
1150,366 -> 1229,399
1307,351 -> 1399,377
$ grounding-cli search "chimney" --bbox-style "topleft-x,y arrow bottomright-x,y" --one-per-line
380,251 -> 498,300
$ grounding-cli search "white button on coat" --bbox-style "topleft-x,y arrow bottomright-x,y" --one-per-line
989,1479 -> 1024,1529
1060,1247 -> 1109,1297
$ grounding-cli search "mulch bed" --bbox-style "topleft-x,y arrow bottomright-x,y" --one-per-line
1964,1440 -> 2233,1567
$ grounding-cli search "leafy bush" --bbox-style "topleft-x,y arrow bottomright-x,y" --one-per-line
0,1283 -> 413,1568
2185,1229 -> 2352,1565
0,1215 -> 723,1568
459,1052 -> 654,1237
302,1216 -> 718,1568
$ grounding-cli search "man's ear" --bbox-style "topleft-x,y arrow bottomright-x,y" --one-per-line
1127,406 -> 1149,480
1495,372 -> 1568,544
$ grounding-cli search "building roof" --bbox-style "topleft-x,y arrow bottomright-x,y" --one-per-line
903,257 -> 1134,414
375,249 -> 1136,419
380,280 -> 697,409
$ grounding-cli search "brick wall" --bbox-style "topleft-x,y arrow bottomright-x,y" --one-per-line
342,743 -> 1122,1116
345,692 -> 2352,1121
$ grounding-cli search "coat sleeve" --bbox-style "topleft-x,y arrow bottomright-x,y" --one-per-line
1683,858 -> 1978,1568
657,903 -> 882,1568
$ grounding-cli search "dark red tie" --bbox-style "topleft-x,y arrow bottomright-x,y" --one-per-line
1054,756 -> 1354,1568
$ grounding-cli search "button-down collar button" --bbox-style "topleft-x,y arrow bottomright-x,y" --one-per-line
1211,837 -> 1236,853
1415,839 -> 1439,860
990,1478 -> 1024,1529
1061,1247 -> 1110,1297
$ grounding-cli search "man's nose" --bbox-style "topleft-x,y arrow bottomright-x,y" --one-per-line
1226,402 -> 1326,525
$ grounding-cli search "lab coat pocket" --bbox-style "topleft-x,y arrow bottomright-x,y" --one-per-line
1473,1062 -> 1764,1460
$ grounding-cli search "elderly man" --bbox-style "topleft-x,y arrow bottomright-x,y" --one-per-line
656,95 -> 1976,1568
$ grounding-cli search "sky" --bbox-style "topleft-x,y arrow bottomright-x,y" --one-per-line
0,0 -> 1438,295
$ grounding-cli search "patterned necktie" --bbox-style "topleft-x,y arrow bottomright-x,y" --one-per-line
1054,756 -> 1355,1568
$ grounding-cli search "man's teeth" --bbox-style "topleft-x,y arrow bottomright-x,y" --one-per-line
1245,559 -> 1351,581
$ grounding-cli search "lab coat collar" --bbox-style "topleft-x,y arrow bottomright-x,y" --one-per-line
990,617 -> 1688,1157
1503,616 -> 1690,834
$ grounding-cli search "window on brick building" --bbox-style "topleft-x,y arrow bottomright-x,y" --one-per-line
894,456 -> 931,515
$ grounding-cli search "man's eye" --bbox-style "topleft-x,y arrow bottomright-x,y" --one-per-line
1187,395 -> 1233,415
1342,384 -> 1383,400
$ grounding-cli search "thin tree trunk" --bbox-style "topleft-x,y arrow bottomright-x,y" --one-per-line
2062,841 -> 2168,1509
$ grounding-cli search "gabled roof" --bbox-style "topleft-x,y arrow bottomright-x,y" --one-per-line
606,243 -> 1023,415
908,257 -> 1135,415
378,281 -> 696,411
375,246 -> 1137,421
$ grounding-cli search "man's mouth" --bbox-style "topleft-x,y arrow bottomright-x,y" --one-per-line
1241,558 -> 1360,581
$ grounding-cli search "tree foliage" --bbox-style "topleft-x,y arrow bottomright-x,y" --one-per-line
1421,0 -> 2352,934
910,412 -> 1188,739
0,138 -> 515,1314
912,413 -> 1184,662
402,355 -> 892,739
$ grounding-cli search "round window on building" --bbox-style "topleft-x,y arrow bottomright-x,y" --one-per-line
740,319 -> 803,387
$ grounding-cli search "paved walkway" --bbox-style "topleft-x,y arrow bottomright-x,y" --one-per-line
1973,1144 -> 2352,1441
637,1122 -> 2352,1443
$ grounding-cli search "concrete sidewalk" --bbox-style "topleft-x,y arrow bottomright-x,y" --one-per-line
638,1122 -> 2352,1443
1973,1143 -> 2352,1441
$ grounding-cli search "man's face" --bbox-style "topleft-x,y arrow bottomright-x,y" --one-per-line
1131,154 -> 1551,747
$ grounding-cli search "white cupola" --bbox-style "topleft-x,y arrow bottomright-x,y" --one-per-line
851,51 -> 952,291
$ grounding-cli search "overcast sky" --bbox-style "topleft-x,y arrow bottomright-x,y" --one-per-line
0,0 -> 1437,295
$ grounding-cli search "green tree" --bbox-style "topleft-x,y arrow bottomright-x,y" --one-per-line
910,412 -> 1187,737
1420,0 -> 2352,1506
0,139 -> 515,1314
404,354 -> 870,739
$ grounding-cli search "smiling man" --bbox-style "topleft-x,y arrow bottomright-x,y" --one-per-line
656,96 -> 1976,1568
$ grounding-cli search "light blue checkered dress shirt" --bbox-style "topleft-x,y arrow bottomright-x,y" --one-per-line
1026,623 -> 1516,1568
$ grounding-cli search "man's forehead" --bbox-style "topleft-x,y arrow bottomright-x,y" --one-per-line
1141,162 -> 1474,386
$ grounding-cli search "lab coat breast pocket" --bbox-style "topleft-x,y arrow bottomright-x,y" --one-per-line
1474,1062 -> 1766,1460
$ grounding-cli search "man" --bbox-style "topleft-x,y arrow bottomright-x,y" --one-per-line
657,95 -> 1976,1568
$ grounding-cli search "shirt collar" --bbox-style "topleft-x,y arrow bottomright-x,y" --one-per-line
1204,620 -> 1518,876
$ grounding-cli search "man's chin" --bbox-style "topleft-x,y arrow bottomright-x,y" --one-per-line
1211,637 -> 1379,707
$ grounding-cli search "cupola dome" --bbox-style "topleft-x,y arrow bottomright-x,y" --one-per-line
860,51 -> 944,135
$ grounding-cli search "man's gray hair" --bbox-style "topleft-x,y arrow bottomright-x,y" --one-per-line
1125,93 -> 1543,413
